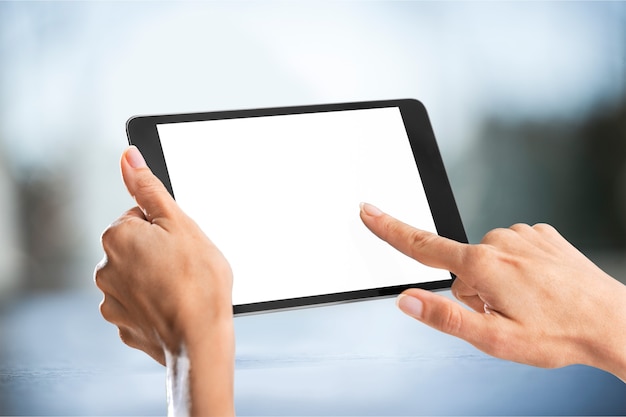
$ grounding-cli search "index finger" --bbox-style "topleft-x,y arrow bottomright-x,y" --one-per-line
359,202 -> 467,275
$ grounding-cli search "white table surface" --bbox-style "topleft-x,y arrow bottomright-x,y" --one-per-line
1,289 -> 624,415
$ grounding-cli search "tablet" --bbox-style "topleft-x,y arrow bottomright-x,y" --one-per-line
126,99 -> 466,315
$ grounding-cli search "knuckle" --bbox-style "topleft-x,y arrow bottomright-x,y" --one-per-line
95,254 -> 108,271
93,260 -> 107,288
510,223 -> 531,233
93,254 -> 119,295
450,278 -> 469,301
481,227 -> 511,244
135,174 -> 162,196
532,222 -> 556,234
408,229 -> 436,250
381,217 -> 405,238
135,176 -> 170,211
100,223 -> 122,253
100,217 -> 136,256
438,305 -> 464,336
450,281 -> 461,300
99,297 -> 112,321
118,328 -> 137,349
380,216 -> 401,239
100,226 -> 113,250
463,244 -> 494,272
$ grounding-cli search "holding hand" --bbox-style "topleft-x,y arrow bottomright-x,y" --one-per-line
360,202 -> 626,382
94,146 -> 235,415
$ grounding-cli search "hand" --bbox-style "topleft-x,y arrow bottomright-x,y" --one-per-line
94,146 -> 235,415
360,202 -> 626,381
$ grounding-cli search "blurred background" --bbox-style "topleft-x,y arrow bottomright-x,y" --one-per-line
0,1 -> 625,415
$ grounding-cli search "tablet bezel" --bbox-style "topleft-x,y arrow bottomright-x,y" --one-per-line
126,99 -> 467,315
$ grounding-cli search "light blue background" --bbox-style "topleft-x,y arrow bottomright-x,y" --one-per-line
1,2 -> 625,415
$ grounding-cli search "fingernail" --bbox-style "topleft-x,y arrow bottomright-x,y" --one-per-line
126,146 -> 147,169
360,202 -> 383,217
397,294 -> 423,319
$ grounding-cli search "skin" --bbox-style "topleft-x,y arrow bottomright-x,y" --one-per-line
95,146 -> 626,416
360,202 -> 626,382
94,146 -> 235,416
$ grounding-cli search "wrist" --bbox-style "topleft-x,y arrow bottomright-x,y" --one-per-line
185,314 -> 235,416
181,306 -> 234,352
164,317 -> 235,417
579,279 -> 626,382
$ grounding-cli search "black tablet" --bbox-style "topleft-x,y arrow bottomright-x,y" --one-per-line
126,99 -> 466,315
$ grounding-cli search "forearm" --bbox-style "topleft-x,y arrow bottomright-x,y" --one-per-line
167,315 -> 235,416
188,319 -> 236,416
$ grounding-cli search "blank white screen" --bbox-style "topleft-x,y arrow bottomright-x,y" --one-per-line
157,107 -> 449,305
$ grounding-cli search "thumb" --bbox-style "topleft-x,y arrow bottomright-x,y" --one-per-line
397,288 -> 491,348
121,146 -> 177,223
